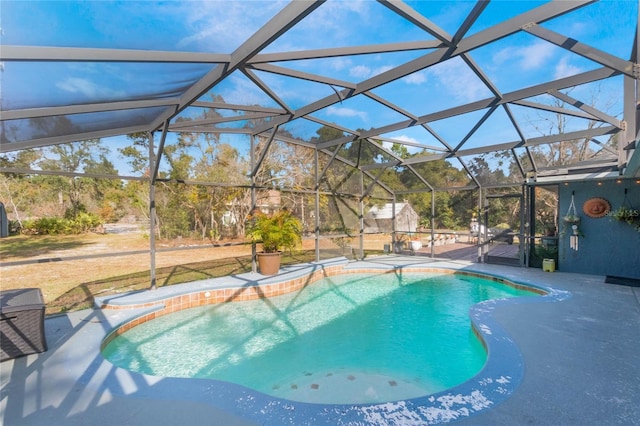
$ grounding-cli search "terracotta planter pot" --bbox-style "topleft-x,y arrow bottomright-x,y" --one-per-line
257,252 -> 281,275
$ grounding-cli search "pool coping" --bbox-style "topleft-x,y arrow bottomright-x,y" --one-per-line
93,256 -> 569,425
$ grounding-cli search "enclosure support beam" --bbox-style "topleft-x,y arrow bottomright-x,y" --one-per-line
477,188 -> 483,263
392,196 -> 397,252
527,185 -> 537,268
148,122 -> 170,290
622,22 -> 639,176
359,170 -> 364,260
251,126 -> 279,178
149,0 -> 325,132
149,132 -> 157,290
315,148 -> 320,262
430,189 -> 435,258
151,122 -> 169,186
250,135 -> 257,273
520,186 -> 527,268
483,191 -> 490,263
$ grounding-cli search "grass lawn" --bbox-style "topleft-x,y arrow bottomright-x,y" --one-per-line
45,250 -> 320,315
1,233 -> 385,316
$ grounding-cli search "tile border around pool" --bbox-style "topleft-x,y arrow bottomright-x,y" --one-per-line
97,257 -> 570,425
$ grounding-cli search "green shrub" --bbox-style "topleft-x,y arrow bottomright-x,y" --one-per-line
21,213 -> 103,235
70,212 -> 103,233
22,217 -> 67,235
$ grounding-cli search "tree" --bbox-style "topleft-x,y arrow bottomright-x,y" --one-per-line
524,87 -> 618,234
0,149 -> 43,227
118,132 -> 151,175
84,157 -> 124,222
188,131 -> 250,239
38,139 -> 111,218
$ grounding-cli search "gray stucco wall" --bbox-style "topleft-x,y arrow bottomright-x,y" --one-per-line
557,179 -> 640,279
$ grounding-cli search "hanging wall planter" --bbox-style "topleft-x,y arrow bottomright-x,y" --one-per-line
610,189 -> 640,232
562,192 -> 581,251
563,215 -> 580,225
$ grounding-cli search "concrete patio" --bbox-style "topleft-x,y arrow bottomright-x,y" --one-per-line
1,256 -> 639,425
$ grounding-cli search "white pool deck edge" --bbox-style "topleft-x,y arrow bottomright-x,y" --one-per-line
1,255 -> 639,425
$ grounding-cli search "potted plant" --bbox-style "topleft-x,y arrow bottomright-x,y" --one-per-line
246,209 -> 302,275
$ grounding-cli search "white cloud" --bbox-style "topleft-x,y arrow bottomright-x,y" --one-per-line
326,106 -> 368,122
427,58 -> 488,102
222,75 -> 272,106
177,1 -> 288,51
350,65 -> 372,79
56,78 -> 124,99
403,70 -> 428,85
519,42 -> 555,70
393,135 -> 420,144
350,64 -> 395,80
339,0 -> 367,14
330,57 -> 352,72
554,57 -> 583,79
493,41 -> 555,71
303,0 -> 370,37
381,141 -> 394,151
569,21 -> 588,37
492,47 -> 511,66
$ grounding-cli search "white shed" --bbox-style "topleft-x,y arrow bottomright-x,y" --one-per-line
364,202 -> 419,233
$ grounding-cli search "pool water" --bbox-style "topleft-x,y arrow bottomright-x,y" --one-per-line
102,272 -> 535,404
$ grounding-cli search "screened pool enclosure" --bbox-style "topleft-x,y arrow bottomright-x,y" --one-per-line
1,1 -> 638,286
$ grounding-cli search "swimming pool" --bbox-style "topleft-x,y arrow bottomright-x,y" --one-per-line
102,271 -> 538,404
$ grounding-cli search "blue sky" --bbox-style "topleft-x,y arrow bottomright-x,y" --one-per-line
2,1 -> 637,176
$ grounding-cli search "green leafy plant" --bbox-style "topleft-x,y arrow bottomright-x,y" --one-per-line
610,206 -> 640,231
246,209 -> 302,253
530,244 -> 558,268
562,214 -> 580,224
21,213 -> 103,235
